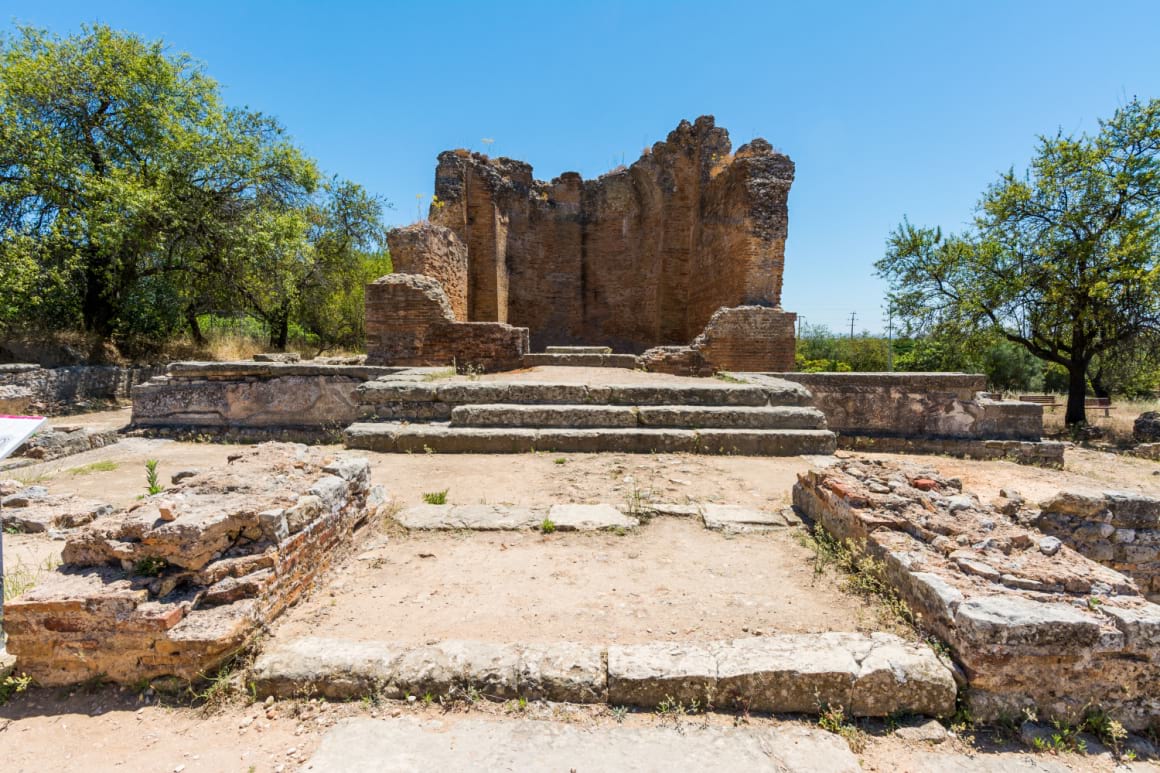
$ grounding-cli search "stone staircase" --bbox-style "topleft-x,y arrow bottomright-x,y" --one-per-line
522,345 -> 638,368
343,371 -> 836,455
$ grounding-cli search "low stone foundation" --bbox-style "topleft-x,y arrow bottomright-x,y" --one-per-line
1037,491 -> 1160,602
131,361 -> 403,437
840,435 -> 1066,468
0,363 -> 163,415
364,274 -> 529,371
3,443 -> 380,686
770,372 -> 1043,440
793,458 -> 1160,730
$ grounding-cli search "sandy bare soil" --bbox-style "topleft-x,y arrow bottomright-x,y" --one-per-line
271,517 -> 887,646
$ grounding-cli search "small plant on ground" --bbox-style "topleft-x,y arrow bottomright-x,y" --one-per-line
540,517 -> 556,534
553,457 -> 567,465
818,703 -> 865,752
133,555 -> 168,577
610,705 -> 629,723
796,524 -> 915,628
0,672 -> 33,705
144,459 -> 163,495
68,460 -> 119,475
422,489 -> 448,505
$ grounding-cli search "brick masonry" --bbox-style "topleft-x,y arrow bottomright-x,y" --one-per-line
426,116 -> 797,364
2,444 -> 380,686
364,274 -> 529,371
386,223 -> 470,321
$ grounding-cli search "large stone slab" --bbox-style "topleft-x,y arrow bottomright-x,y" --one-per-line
250,636 -> 402,700
396,504 -> 543,530
306,717 -> 861,773
701,504 -> 794,533
637,405 -> 825,430
547,504 -> 638,531
450,404 -> 638,428
715,635 -> 858,712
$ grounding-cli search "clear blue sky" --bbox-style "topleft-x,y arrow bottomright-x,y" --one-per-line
7,1 -> 1159,335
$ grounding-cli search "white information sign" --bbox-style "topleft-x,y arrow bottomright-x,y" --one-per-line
0,415 -> 46,460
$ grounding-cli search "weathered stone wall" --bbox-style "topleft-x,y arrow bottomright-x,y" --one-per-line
768,372 -> 1043,441
794,459 -> 1160,730
3,444 -> 379,686
1037,491 -> 1160,602
430,116 -> 794,354
0,363 -> 163,415
131,362 -> 403,436
386,223 -> 470,321
364,274 -> 529,371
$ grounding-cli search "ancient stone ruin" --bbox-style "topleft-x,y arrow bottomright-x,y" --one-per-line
4,443 -> 379,685
794,458 -> 1160,729
366,116 -> 798,373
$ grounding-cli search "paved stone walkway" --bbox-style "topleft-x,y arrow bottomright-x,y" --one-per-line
304,717 -> 862,772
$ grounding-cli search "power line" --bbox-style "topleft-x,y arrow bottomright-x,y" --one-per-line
848,311 -> 857,340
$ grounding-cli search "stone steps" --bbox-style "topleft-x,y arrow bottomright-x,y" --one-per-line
251,634 -> 956,717
344,423 -> 836,455
449,404 -> 827,430
356,378 -> 812,408
522,353 -> 639,368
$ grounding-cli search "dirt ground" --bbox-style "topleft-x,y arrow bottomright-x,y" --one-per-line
4,405 -> 1160,771
272,518 -> 889,646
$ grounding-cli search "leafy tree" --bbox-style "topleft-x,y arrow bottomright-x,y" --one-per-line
878,98 -> 1160,424
0,24 -> 318,341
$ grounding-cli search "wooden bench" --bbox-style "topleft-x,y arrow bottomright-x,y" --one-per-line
1018,394 -> 1061,411
1085,397 -> 1114,417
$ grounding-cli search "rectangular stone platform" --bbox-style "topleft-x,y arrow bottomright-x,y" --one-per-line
523,352 -> 639,368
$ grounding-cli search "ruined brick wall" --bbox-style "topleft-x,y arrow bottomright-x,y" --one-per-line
430,116 -> 793,353
4,445 -> 378,686
364,274 -> 528,371
386,223 -> 470,321
692,307 -> 796,372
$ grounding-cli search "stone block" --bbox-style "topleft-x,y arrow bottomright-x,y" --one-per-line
715,636 -> 858,713
607,643 -> 717,707
701,505 -> 793,533
547,504 -> 638,531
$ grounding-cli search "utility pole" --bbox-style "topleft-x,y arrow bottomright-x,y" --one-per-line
848,311 -> 857,340
796,315 -> 804,339
887,309 -> 894,372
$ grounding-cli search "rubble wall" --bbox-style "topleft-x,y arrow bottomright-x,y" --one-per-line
1037,491 -> 1160,602
793,459 -> 1160,730
0,363 -> 163,415
3,444 -> 379,686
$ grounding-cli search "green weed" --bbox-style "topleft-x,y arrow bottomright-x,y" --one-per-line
422,489 -> 448,505
68,460 -> 118,475
144,459 -> 163,495
539,518 -> 556,534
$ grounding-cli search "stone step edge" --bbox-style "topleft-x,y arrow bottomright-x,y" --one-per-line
447,404 -> 827,430
250,634 -> 956,717
343,423 -> 837,456
393,503 -> 800,532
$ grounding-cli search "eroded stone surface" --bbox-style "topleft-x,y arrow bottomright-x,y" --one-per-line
306,718 -> 861,773
793,457 -> 1160,728
701,504 -> 793,533
547,504 -> 638,531
4,443 -> 377,686
396,504 -> 543,531
0,484 -> 112,533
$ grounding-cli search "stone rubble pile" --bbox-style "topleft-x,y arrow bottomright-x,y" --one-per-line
0,480 -> 112,533
794,457 -> 1160,730
3,443 -> 381,686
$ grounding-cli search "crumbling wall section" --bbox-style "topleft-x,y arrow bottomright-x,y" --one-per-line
386,223 -> 470,321
3,444 -> 380,686
430,116 -> 794,352
364,274 -> 528,371
1037,491 -> 1160,602
793,458 -> 1160,730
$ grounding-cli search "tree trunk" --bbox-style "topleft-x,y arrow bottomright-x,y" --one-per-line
269,310 -> 290,351
1064,361 -> 1088,426
81,265 -> 117,337
186,308 -> 206,345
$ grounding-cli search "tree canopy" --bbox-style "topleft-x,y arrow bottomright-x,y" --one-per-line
877,98 -> 1160,424
0,24 -> 389,354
